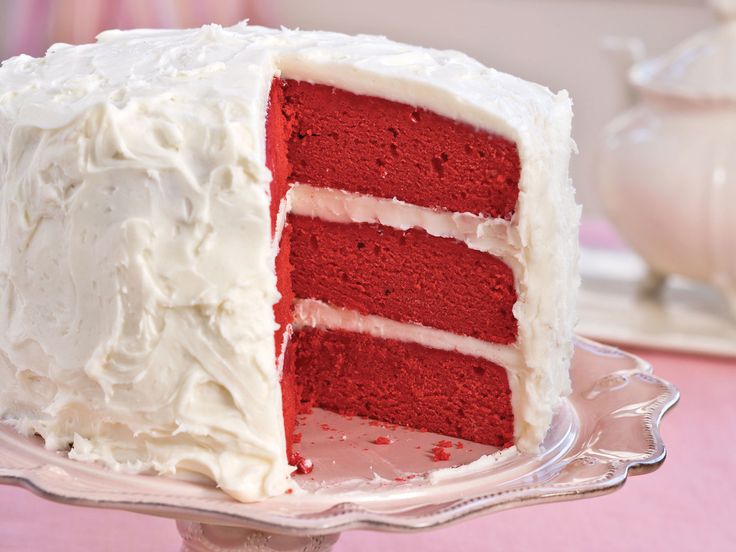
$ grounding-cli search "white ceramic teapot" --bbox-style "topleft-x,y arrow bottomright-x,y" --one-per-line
596,0 -> 736,310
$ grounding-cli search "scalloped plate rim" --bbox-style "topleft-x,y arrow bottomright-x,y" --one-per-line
0,336 -> 680,536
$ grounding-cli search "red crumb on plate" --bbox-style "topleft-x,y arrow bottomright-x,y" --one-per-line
432,446 -> 451,462
373,435 -> 392,445
290,452 -> 314,475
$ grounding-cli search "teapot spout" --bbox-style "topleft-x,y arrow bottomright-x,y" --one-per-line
601,36 -> 646,106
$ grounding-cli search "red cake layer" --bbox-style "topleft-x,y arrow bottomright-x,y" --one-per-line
267,80 -> 297,458
293,327 -> 515,447
273,225 -> 297,458
280,335 -> 298,462
266,79 -> 292,237
289,214 -> 518,344
280,79 -> 521,219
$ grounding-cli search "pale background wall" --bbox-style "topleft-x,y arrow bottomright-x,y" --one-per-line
0,0 -> 717,217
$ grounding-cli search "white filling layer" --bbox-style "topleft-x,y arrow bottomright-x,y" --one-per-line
293,299 -> 523,372
288,183 -> 520,260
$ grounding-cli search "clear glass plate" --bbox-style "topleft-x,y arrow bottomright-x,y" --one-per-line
0,337 -> 678,550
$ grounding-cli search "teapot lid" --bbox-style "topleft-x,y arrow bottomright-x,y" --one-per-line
630,0 -> 736,102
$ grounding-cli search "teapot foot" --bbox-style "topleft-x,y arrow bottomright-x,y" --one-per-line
637,267 -> 667,301
721,289 -> 736,322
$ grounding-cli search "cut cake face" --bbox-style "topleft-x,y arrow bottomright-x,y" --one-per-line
268,78 -> 523,457
0,24 -> 579,501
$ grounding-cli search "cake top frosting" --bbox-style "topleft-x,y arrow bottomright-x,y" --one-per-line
0,23 -> 562,141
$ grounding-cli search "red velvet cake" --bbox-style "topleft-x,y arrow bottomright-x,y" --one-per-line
0,24 -> 577,501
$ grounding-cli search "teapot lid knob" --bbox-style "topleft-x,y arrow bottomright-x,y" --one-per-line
711,0 -> 736,20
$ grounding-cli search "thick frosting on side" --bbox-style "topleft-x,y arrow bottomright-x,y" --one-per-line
0,23 -> 577,500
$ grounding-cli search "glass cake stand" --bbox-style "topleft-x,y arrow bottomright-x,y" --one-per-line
0,337 -> 678,552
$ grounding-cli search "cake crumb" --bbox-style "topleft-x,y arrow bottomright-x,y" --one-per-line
373,435 -> 392,445
435,439 -> 453,448
432,446 -> 451,462
291,452 -> 314,475
455,442 -> 464,449
292,433 -> 302,444
286,488 -> 294,494
298,457 -> 314,474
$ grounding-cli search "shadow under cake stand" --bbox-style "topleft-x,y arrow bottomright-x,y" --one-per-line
0,337 -> 678,551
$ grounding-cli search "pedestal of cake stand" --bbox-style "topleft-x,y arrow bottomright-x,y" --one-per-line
177,521 -> 340,552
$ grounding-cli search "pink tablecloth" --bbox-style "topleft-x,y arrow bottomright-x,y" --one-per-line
1,347 -> 735,551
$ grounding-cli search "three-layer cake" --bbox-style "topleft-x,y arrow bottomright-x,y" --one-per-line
0,23 -> 579,501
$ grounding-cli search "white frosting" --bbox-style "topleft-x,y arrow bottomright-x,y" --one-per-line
0,23 -> 577,501
294,299 -> 523,371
